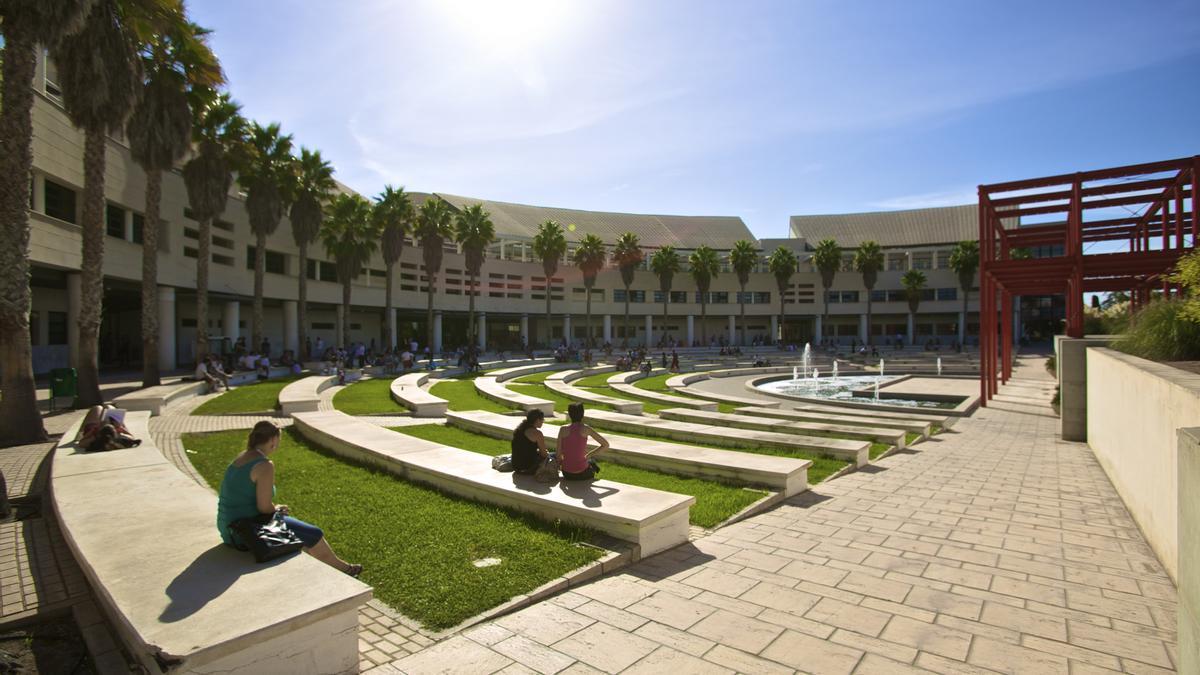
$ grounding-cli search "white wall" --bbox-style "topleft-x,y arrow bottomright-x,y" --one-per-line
1086,347 -> 1200,583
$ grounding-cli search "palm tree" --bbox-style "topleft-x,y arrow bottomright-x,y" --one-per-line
949,240 -> 980,343
689,246 -> 720,345
320,194 -> 378,349
454,203 -> 496,350
183,92 -> 245,363
810,238 -> 841,344
54,0 -> 159,406
612,232 -> 644,347
572,234 -> 606,347
854,240 -> 885,345
373,185 -> 412,351
650,246 -> 680,345
0,0 -> 95,445
289,148 -> 335,359
729,240 -> 758,347
532,220 -> 567,347
902,269 -> 927,346
766,247 -> 798,345
239,121 -> 295,352
415,198 -> 453,355
127,19 -> 221,387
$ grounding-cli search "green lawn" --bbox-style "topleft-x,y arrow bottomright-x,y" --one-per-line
578,386 -> 670,414
583,426 -> 850,483
331,378 -> 409,416
190,375 -> 305,415
391,425 -> 766,528
631,373 -> 738,413
508,379 -> 618,414
429,379 -> 515,414
181,429 -> 600,630
572,372 -> 617,388
512,370 -> 556,383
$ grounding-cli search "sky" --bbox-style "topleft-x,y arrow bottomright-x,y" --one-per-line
189,0 -> 1200,240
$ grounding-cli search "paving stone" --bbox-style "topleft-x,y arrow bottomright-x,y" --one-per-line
1064,621 -> 1174,669
759,629 -> 864,674
879,615 -> 972,661
491,635 -> 576,675
979,602 -> 1068,641
702,644 -> 795,675
622,645 -> 734,674
573,575 -> 656,609
738,581 -> 821,617
574,599 -> 649,632
555,621 -> 658,673
392,635 -> 513,674
496,602 -> 596,645
632,621 -> 716,656
968,636 -> 1069,674
627,591 -> 716,630
688,609 -> 784,654
803,597 -> 890,638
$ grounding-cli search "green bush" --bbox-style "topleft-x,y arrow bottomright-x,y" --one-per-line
1045,354 -> 1056,377
1112,299 -> 1200,362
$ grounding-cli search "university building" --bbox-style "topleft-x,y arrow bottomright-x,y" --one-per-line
24,51 -> 984,376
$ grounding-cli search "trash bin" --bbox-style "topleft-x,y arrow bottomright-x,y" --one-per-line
49,368 -> 77,411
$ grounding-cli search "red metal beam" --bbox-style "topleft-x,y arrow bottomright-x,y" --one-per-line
981,157 -> 1192,194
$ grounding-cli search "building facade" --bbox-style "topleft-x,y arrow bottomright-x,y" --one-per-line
24,51 -> 982,376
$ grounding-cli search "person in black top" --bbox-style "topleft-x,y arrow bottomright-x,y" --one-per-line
511,409 -> 550,474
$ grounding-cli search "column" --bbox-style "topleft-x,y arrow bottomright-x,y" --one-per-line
562,314 -> 572,344
224,300 -> 240,341
32,173 -> 46,214
334,305 -> 345,346
67,273 -> 81,368
388,307 -> 397,349
727,315 -> 736,345
477,312 -> 487,351
645,315 -> 653,347
813,315 -> 822,343
859,314 -> 868,344
283,300 -> 298,353
686,315 -> 695,346
520,314 -> 529,347
770,314 -> 779,343
158,286 -> 176,371
602,315 -> 612,344
906,312 -> 915,346
433,311 -> 443,353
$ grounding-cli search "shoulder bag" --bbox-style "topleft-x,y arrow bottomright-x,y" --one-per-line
229,512 -> 304,563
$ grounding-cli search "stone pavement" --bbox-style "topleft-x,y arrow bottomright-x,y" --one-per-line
372,354 -> 1179,674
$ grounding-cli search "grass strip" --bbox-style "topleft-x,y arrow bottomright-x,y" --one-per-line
331,378 -> 409,416
571,372 -> 618,388
578,386 -> 670,414
905,432 -> 921,445
509,381 -> 616,414
182,428 -> 601,630
512,371 -> 556,383
429,379 -> 517,414
631,373 -> 738,413
391,425 -> 766,529
190,375 -> 305,415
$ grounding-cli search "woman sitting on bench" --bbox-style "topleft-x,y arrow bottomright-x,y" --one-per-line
216,421 -> 362,576
511,409 -> 550,474
556,403 -> 607,481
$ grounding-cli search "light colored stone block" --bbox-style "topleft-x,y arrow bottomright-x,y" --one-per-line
389,372 -> 448,417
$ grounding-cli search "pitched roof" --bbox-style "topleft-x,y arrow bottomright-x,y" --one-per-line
789,204 -> 979,249
436,193 -> 755,249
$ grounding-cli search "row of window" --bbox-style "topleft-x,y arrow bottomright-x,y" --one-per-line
828,288 -> 960,303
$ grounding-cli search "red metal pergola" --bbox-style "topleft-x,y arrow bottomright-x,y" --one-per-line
977,156 -> 1199,406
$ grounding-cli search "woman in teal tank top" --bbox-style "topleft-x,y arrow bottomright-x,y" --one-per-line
216,421 -> 362,576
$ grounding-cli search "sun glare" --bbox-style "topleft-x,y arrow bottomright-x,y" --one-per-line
435,0 -> 575,52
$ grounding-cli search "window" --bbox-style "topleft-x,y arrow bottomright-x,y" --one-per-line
912,252 -> 932,270
306,259 -> 338,282
213,253 -> 234,267
887,253 -> 907,271
131,213 -> 144,244
106,204 -> 126,238
827,290 -> 859,303
44,179 -> 77,224
937,287 -> 957,301
312,322 -> 335,330
247,246 -> 286,274
870,290 -> 887,302
613,289 -> 645,303
30,311 -> 39,345
936,250 -> 952,268
184,246 -> 198,259
48,311 -> 68,345
841,254 -> 855,272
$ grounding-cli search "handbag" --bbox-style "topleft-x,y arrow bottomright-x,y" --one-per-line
533,454 -> 560,483
229,512 -> 304,563
491,454 -> 514,472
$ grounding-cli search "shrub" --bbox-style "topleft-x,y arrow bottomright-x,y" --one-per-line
1045,354 -> 1056,377
1112,299 -> 1200,362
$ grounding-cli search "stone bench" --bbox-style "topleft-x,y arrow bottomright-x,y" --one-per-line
292,411 -> 692,557
490,362 -> 573,383
659,407 -> 906,448
113,380 -> 208,416
474,376 -> 555,415
583,409 -> 870,467
664,372 -> 782,408
447,410 -> 810,497
607,371 -> 718,411
546,370 -> 643,415
735,406 -> 932,438
50,412 -> 370,674
278,370 -> 362,416
389,373 -> 448,418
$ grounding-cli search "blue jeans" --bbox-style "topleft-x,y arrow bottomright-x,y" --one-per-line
281,516 -> 324,548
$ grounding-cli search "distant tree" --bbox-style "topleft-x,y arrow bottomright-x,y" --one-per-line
239,121 -> 296,350
454,203 -> 496,348
572,234 -> 607,346
766,247 -> 798,344
1090,295 -> 1101,310
729,240 -> 759,346
854,240 -> 885,345
689,246 -> 721,345
373,186 -> 412,351
415,198 -> 453,354
612,232 -> 644,346
532,221 -> 567,347
810,238 -> 841,343
650,246 -> 681,343
949,240 -> 980,341
320,194 -> 378,349
291,149 -> 336,358
902,269 -> 928,345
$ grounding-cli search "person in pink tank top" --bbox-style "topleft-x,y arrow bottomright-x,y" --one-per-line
556,403 -> 609,481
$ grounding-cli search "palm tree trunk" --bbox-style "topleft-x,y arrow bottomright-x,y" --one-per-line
866,295 -> 873,346
739,283 -> 747,346
468,272 -> 477,347
623,290 -> 630,347
140,169 -> 162,387
342,281 -> 352,349
701,298 -> 708,345
384,259 -> 393,350
253,231 -> 266,349
76,130 -> 108,407
585,290 -> 592,347
662,293 -> 669,345
297,242 -> 308,359
0,37 -> 47,445
425,274 -> 435,357
822,283 -> 830,345
545,281 -> 552,348
195,217 -> 211,362
779,296 -> 785,344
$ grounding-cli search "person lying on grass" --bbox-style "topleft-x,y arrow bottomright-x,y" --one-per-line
216,421 -> 362,577
557,403 -> 608,482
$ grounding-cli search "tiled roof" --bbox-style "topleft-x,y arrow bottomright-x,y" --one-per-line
436,193 -> 755,249
789,204 -> 980,249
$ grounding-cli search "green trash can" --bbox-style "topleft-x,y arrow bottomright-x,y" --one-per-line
49,367 -> 77,411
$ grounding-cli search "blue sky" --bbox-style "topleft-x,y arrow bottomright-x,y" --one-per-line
190,0 -> 1200,239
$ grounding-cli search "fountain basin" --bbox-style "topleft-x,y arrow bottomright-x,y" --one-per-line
749,374 -> 977,416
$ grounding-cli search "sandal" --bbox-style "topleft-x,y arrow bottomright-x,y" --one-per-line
345,564 -> 363,578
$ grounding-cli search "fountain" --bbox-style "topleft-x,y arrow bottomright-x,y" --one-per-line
878,359 -> 884,378
793,366 -> 798,381
832,361 -> 839,382
937,357 -> 942,376
802,342 -> 811,379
